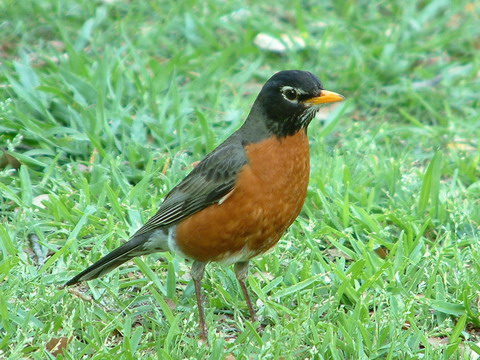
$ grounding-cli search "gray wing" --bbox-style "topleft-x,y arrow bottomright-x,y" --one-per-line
132,141 -> 247,236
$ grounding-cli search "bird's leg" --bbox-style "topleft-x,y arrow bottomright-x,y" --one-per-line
234,261 -> 256,322
191,261 -> 207,341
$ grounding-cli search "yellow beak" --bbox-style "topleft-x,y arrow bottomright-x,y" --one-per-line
304,90 -> 345,105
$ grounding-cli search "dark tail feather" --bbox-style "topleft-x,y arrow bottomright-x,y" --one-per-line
64,232 -> 153,286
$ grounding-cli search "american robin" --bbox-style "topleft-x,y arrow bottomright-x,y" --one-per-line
64,70 -> 344,340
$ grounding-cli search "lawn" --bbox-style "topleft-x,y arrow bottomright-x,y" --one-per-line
1,0 -> 479,359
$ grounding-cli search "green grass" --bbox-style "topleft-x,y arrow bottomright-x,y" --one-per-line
1,0 -> 479,358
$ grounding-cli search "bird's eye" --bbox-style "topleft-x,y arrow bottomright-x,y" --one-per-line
283,88 -> 298,101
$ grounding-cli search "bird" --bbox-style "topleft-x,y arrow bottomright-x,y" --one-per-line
64,70 -> 345,340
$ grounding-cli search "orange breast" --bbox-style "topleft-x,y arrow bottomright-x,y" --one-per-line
175,130 -> 310,263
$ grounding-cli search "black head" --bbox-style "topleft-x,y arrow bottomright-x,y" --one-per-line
246,70 -> 344,137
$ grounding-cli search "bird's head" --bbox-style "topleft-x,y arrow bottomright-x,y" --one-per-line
250,70 -> 344,137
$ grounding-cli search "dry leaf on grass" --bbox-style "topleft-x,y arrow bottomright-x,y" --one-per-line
66,288 -> 93,302
0,150 -> 21,170
32,194 -> 50,209
427,336 -> 449,348
447,139 -> 477,152
46,337 -> 72,356
374,246 -> 389,259
325,248 -> 352,260
165,298 -> 177,311
253,33 -> 305,53
402,321 -> 411,330
459,342 -> 480,360
252,271 -> 274,281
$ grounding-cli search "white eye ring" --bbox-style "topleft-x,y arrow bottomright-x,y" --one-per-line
281,86 -> 299,102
